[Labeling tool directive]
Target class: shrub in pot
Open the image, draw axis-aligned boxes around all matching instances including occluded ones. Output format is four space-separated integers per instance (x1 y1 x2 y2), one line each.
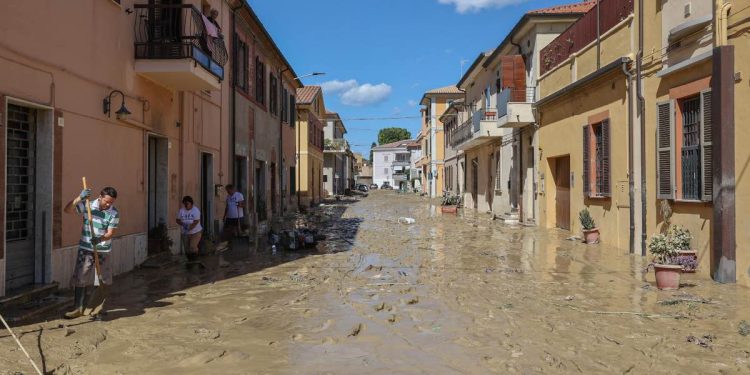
648 233 681 290
668 225 697 272
579 209 599 244
441 194 460 214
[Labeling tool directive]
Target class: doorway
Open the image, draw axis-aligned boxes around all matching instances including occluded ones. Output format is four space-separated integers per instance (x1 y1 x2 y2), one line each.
471 158 478 209
200 152 214 238
255 160 266 221
5 105 37 290
147 136 169 231
551 156 571 230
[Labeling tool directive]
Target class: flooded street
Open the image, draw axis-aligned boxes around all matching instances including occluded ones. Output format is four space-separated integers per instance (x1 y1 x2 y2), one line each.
3 192 750 374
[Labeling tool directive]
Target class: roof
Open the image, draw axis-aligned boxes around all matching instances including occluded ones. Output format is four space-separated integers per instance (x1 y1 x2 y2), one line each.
235 1 301 88
420 85 464 106
373 139 415 150
425 85 463 95
457 51 493 88
528 1 596 15
296 86 321 105
481 1 594 69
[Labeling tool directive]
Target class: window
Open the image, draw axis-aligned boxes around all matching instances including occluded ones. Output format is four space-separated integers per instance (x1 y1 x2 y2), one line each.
656 90 712 201
582 120 610 197
269 74 278 115
281 87 288 122
485 85 491 109
323 174 328 182
384 155 389 162
234 39 249 92
384 168 389 174
255 57 265 104
290 94 296 126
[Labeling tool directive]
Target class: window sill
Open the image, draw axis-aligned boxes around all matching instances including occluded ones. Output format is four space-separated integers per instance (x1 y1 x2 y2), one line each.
586 195 610 200
671 199 711 204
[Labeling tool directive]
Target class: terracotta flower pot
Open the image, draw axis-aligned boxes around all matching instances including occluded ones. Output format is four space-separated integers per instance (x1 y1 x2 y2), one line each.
441 205 458 214
654 264 682 290
582 228 600 244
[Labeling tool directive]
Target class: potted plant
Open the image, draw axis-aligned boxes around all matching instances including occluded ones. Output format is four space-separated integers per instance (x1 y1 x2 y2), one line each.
648 233 682 290
669 225 697 272
441 194 460 214
579 209 599 244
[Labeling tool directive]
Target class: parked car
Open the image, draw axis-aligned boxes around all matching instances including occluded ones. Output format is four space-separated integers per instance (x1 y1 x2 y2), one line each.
381 182 393 190
356 184 369 192
370 184 379 190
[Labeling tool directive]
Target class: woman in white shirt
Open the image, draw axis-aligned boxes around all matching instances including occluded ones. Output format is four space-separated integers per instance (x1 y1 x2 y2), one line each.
176 196 203 261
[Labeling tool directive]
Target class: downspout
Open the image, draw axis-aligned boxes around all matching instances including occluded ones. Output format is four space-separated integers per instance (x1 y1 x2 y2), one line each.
297 111 301 209
596 0 601 69
637 0 647 255
622 61 635 254
230 5 239 189
279 68 287 214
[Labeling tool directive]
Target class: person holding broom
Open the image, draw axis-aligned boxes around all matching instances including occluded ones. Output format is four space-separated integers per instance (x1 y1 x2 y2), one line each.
63 186 119 319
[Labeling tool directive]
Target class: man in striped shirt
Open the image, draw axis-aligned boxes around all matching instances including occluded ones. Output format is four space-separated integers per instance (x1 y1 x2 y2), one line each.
63 186 119 319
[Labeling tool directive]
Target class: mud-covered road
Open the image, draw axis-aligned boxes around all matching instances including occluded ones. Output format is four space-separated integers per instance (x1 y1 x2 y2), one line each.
3 191 750 374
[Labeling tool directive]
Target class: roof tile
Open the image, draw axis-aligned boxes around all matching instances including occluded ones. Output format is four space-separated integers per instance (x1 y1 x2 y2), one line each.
528 1 596 15
296 86 321 104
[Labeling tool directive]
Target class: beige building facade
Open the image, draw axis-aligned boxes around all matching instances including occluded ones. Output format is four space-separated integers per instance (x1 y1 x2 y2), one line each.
294 86 325 206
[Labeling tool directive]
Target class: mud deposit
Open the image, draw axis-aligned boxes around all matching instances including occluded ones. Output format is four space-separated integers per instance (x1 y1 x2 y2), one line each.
2 192 750 374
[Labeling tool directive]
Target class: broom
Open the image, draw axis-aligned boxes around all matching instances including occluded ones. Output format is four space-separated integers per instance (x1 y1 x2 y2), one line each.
82 177 107 316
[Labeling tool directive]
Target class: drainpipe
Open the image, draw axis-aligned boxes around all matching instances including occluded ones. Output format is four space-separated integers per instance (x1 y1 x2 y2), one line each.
297 111 301 209
279 67 289 215
636 0 647 255
596 0 601 69
622 60 635 254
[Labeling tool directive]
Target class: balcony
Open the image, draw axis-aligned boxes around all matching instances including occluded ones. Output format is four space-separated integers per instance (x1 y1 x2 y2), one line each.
498 87 536 128
134 4 229 91
540 0 634 75
449 109 503 151
324 138 348 153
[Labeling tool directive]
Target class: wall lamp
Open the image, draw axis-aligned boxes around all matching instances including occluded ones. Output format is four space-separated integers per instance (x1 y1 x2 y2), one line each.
103 90 131 120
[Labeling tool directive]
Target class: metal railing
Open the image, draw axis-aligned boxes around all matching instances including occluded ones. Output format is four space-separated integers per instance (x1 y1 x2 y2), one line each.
134 4 228 79
450 117 474 148
324 138 348 151
497 87 536 118
539 0 634 75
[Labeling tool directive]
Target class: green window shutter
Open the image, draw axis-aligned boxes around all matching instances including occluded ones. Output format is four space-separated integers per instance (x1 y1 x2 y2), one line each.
582 125 590 197
656 100 675 200
700 89 713 201
600 119 611 197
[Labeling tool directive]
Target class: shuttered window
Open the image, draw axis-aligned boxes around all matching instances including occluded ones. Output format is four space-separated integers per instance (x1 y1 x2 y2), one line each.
255 57 265 104
290 95 296 127
583 120 610 197
655 89 712 201
494 150 502 194
656 101 675 199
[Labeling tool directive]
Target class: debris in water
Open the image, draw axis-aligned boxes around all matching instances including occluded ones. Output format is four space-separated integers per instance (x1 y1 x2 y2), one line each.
564 295 575 301
398 217 416 225
348 323 365 337
739 321 750 336
565 236 581 241
65 328 75 337
687 334 715 349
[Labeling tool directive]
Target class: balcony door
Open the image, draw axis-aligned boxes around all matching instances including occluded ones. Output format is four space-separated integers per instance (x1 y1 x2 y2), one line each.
148 0 183 57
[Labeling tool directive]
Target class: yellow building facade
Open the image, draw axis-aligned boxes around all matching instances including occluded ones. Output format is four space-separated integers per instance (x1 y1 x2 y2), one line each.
419 86 462 198
295 87 325 207
537 0 750 285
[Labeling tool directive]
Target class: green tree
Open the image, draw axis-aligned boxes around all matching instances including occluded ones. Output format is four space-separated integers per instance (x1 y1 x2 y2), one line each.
378 127 412 145
369 142 377 162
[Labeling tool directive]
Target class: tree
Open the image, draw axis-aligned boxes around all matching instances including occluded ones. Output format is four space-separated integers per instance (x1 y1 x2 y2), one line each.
369 142 377 162
378 127 412 145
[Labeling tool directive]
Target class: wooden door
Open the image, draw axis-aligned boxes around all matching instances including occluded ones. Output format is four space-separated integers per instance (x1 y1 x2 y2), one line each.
554 156 570 230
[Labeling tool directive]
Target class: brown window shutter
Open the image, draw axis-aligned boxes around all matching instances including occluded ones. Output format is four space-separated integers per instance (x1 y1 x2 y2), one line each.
583 125 590 197
600 119 611 197
656 101 675 199
700 89 713 201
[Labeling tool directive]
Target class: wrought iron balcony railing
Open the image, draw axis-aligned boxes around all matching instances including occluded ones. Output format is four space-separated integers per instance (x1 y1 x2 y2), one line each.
134 4 228 80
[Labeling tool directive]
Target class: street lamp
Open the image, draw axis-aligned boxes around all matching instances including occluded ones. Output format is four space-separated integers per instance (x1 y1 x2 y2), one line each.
294 72 326 81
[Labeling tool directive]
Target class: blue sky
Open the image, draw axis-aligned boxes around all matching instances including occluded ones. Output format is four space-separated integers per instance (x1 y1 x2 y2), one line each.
250 0 572 157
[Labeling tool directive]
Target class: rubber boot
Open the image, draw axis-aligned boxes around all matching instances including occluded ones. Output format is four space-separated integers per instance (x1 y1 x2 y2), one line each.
64 287 86 319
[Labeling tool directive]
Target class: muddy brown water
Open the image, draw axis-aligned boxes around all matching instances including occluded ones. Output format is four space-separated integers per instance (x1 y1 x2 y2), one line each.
2 192 750 374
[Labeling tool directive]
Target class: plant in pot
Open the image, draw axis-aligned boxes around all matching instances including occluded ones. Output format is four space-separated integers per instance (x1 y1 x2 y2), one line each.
668 225 697 272
579 209 599 244
441 194 460 214
648 233 681 290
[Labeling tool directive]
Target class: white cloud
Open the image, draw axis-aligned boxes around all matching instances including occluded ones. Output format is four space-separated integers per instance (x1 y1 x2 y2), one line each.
320 79 358 94
321 79 393 106
407 100 418 107
437 0 526 13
